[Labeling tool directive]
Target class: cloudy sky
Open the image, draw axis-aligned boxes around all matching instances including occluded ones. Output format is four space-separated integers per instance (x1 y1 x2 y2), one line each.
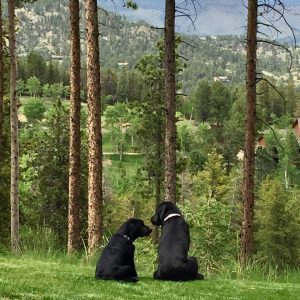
99 0 300 38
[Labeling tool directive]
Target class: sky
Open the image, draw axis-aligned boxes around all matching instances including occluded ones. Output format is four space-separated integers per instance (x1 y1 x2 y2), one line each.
99 0 300 38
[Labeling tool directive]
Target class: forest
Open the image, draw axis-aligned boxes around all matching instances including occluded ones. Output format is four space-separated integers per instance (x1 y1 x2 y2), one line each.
0 0 300 299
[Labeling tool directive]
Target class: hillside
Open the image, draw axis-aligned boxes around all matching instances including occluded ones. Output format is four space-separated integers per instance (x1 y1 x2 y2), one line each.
1 255 300 300
13 0 300 91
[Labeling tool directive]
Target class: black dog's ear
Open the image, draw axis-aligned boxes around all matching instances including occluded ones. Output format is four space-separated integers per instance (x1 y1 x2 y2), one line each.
151 203 168 226
125 218 137 236
150 213 161 226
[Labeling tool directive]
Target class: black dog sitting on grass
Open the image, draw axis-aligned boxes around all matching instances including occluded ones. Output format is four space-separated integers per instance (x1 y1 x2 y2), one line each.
95 218 152 282
151 201 204 281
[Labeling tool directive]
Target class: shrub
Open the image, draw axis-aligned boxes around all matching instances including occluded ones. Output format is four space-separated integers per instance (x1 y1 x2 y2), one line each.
255 177 300 267
23 98 46 123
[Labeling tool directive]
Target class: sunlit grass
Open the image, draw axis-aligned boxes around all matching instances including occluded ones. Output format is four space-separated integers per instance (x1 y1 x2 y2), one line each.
1 252 300 300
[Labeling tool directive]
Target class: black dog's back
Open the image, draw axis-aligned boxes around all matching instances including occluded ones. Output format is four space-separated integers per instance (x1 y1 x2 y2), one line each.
95 218 151 281
151 202 204 281
95 235 135 280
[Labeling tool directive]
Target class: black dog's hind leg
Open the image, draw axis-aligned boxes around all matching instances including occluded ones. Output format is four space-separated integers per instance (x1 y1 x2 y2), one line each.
113 266 138 282
186 256 204 280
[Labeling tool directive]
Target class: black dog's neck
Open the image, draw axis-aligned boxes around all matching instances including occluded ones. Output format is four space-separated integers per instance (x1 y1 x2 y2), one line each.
117 233 132 242
163 213 181 223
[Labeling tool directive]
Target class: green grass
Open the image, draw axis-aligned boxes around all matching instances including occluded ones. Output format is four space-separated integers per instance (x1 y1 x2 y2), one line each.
0 254 300 300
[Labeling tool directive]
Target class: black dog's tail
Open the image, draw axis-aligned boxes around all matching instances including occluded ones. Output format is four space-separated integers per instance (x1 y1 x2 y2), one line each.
156 257 204 281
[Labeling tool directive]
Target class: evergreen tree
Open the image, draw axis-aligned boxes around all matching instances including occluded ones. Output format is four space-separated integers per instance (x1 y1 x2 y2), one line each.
0 0 3 149
241 0 258 265
67 0 81 253
26 76 41 97
85 0 103 254
256 178 300 267
136 53 165 233
9 0 20 253
164 0 176 203
26 52 46 83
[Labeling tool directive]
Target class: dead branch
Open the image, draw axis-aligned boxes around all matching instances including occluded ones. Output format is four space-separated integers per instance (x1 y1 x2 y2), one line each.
99 22 122 30
257 38 293 71
150 26 165 30
180 40 197 48
97 6 109 16
256 116 284 150
256 76 286 112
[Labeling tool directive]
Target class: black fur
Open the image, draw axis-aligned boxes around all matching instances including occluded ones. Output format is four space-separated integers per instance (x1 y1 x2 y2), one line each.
151 202 204 281
95 218 152 282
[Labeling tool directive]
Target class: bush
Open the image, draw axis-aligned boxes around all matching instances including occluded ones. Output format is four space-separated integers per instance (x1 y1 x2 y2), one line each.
23 98 46 123
255 177 300 267
180 197 238 274
20 225 60 254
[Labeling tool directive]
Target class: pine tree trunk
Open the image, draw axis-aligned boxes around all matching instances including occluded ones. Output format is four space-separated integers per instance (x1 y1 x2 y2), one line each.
164 0 176 203
67 0 81 254
0 1 4 151
85 0 102 254
240 0 257 265
153 128 164 243
8 0 20 253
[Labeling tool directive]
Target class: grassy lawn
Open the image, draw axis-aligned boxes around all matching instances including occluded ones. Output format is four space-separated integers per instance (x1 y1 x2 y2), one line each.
0 255 300 300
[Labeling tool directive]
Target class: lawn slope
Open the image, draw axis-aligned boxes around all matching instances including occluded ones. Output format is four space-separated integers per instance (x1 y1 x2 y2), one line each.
0 256 300 300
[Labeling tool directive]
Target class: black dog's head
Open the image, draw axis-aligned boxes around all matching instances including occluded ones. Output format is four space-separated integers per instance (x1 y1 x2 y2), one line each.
150 202 181 226
118 218 152 241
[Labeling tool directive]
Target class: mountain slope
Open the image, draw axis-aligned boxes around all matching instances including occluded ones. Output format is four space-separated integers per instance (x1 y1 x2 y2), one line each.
14 0 300 90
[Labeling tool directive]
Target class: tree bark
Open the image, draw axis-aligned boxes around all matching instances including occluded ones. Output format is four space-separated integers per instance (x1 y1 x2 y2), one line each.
67 0 81 254
240 0 257 265
164 0 176 203
0 0 4 151
8 0 20 253
85 0 102 254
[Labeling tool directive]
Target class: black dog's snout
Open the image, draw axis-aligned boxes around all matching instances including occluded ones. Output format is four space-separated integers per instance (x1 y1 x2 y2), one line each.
144 227 152 236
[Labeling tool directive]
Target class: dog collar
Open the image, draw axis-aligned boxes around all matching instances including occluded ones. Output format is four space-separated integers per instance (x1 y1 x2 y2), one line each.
163 213 181 222
118 233 131 241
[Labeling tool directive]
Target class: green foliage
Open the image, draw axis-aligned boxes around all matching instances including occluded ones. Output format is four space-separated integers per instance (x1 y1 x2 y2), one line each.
185 122 217 173
125 0 138 10
195 150 230 200
23 98 46 122
0 131 10 247
255 178 300 267
256 128 300 185
181 198 237 273
17 79 26 96
20 225 60 254
190 80 233 124
104 103 131 159
26 76 41 97
135 51 165 203
20 99 88 246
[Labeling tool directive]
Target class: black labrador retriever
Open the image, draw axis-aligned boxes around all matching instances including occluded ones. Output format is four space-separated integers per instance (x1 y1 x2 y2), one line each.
151 201 204 281
95 218 152 282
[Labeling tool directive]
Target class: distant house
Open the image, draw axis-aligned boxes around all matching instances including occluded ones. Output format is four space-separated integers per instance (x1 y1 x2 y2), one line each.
293 118 300 142
117 62 129 68
257 119 300 148
213 76 230 83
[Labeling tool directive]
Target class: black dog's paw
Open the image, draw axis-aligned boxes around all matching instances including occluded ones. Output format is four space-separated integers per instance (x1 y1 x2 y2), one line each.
197 273 204 280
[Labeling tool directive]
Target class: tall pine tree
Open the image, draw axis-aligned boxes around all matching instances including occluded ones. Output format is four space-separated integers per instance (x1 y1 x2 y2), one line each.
85 0 103 254
164 0 176 203
240 0 258 265
67 0 81 254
